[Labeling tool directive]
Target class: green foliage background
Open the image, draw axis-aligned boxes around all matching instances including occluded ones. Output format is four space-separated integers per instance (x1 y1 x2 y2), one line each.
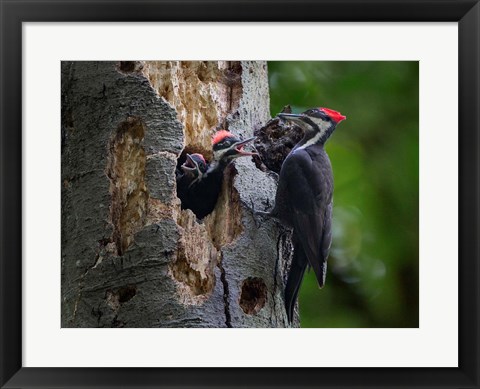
268 61 419 328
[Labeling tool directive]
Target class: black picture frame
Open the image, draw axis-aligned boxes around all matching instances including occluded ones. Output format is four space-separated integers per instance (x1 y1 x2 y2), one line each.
1 1 479 388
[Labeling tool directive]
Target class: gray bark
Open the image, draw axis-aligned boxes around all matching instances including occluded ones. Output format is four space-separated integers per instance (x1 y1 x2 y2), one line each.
61 61 296 328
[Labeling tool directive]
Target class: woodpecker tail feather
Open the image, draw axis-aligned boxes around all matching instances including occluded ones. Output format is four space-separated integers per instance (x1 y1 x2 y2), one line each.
285 243 308 324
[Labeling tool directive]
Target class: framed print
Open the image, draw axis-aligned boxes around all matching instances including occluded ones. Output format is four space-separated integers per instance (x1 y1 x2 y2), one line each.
1 0 479 388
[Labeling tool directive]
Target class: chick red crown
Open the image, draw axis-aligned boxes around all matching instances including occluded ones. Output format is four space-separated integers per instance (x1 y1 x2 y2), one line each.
212 130 235 145
190 153 206 164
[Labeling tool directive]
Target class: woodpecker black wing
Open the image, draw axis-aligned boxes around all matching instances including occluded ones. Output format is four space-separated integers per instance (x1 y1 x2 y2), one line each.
282 148 333 288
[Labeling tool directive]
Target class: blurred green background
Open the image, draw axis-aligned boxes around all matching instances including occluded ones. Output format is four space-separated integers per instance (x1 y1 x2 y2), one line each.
268 61 419 328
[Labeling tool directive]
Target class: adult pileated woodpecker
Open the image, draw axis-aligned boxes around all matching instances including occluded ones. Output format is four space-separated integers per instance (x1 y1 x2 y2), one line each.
183 131 256 219
267 107 346 323
176 153 208 212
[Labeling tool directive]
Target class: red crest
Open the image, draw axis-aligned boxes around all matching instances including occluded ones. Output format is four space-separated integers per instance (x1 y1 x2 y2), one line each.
319 107 346 123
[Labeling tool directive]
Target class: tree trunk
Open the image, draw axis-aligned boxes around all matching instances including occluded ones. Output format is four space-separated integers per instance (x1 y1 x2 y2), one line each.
61 61 295 328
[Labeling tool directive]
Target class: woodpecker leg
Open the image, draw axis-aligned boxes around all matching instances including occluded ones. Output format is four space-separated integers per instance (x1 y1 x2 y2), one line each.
267 171 279 182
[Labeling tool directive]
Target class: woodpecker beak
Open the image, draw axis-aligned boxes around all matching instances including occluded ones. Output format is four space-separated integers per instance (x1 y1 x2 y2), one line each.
231 136 258 157
277 113 305 125
181 154 200 175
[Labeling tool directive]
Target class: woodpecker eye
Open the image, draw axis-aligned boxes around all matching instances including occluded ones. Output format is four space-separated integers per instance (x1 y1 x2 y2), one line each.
316 111 330 121
214 140 226 150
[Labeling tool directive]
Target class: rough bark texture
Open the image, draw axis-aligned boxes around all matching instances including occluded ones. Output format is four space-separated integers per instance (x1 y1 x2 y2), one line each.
61 61 296 328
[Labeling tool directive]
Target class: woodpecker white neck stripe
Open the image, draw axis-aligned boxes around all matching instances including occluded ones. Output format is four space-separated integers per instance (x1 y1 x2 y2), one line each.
213 148 227 161
296 117 331 150
296 131 322 151
311 117 331 134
